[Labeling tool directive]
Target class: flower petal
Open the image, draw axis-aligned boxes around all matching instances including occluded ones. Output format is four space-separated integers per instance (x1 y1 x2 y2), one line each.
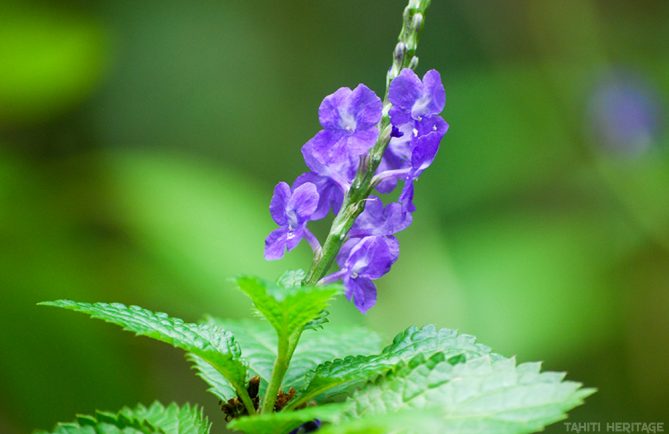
349 84 383 130
410 116 448 176
288 182 319 221
399 181 416 213
344 276 377 313
302 130 351 182
411 69 446 119
294 172 344 220
264 227 288 260
318 87 352 130
336 238 360 269
388 68 422 111
345 127 379 157
350 197 412 237
346 235 399 279
269 182 291 225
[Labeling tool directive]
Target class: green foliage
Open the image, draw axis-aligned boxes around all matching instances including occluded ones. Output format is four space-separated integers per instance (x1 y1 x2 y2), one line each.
294 325 495 405
333 353 594 434
239 351 592 434
35 402 211 434
192 318 383 398
40 281 592 434
40 301 247 398
234 275 340 340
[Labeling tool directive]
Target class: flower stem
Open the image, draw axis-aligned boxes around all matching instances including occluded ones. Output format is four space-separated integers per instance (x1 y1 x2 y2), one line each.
261 333 300 413
303 0 432 286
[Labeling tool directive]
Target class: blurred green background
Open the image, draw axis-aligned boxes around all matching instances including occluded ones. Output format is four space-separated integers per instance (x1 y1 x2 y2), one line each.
1 0 668 432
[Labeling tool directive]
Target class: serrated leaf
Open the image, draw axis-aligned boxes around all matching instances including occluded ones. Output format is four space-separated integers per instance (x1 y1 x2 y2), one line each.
40 301 247 398
296 325 495 405
227 404 344 434
192 319 383 400
334 353 594 434
235 276 340 340
35 402 211 434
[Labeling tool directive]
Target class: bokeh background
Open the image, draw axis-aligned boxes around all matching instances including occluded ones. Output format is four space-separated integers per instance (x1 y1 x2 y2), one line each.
1 0 668 432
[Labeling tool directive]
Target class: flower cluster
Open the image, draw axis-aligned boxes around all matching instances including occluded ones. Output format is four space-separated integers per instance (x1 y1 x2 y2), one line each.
265 68 448 312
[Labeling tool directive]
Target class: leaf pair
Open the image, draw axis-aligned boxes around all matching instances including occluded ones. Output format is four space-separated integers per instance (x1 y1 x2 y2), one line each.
235 274 340 341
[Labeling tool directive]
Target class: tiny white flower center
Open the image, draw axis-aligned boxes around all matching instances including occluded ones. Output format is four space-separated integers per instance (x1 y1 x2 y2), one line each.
412 92 431 118
339 109 357 133
286 209 299 230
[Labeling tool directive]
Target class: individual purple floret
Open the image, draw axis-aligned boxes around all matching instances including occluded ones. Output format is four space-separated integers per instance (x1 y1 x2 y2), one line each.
302 84 383 191
389 69 446 124
323 236 400 312
376 69 448 209
264 182 321 260
340 236 399 312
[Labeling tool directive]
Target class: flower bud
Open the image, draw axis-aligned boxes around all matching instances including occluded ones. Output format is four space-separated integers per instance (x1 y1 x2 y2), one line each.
394 42 407 63
412 13 423 29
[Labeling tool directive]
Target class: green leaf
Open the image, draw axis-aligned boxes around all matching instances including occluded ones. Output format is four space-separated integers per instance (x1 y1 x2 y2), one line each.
234 276 340 339
188 355 237 401
192 319 383 399
316 409 445 434
40 301 247 398
35 402 211 434
333 353 594 434
296 325 495 405
227 404 344 434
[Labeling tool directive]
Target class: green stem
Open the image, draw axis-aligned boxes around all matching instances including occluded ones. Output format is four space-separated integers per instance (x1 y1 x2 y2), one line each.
303 0 432 286
261 333 300 413
237 386 258 416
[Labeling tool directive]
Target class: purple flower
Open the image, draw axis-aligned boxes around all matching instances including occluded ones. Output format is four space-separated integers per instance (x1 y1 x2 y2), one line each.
389 68 446 124
263 68 449 313
334 236 400 313
302 84 383 188
349 196 412 237
264 182 321 260
375 69 448 209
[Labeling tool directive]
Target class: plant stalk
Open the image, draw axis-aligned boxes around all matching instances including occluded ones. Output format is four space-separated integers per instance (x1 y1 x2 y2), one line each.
261 333 300 413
